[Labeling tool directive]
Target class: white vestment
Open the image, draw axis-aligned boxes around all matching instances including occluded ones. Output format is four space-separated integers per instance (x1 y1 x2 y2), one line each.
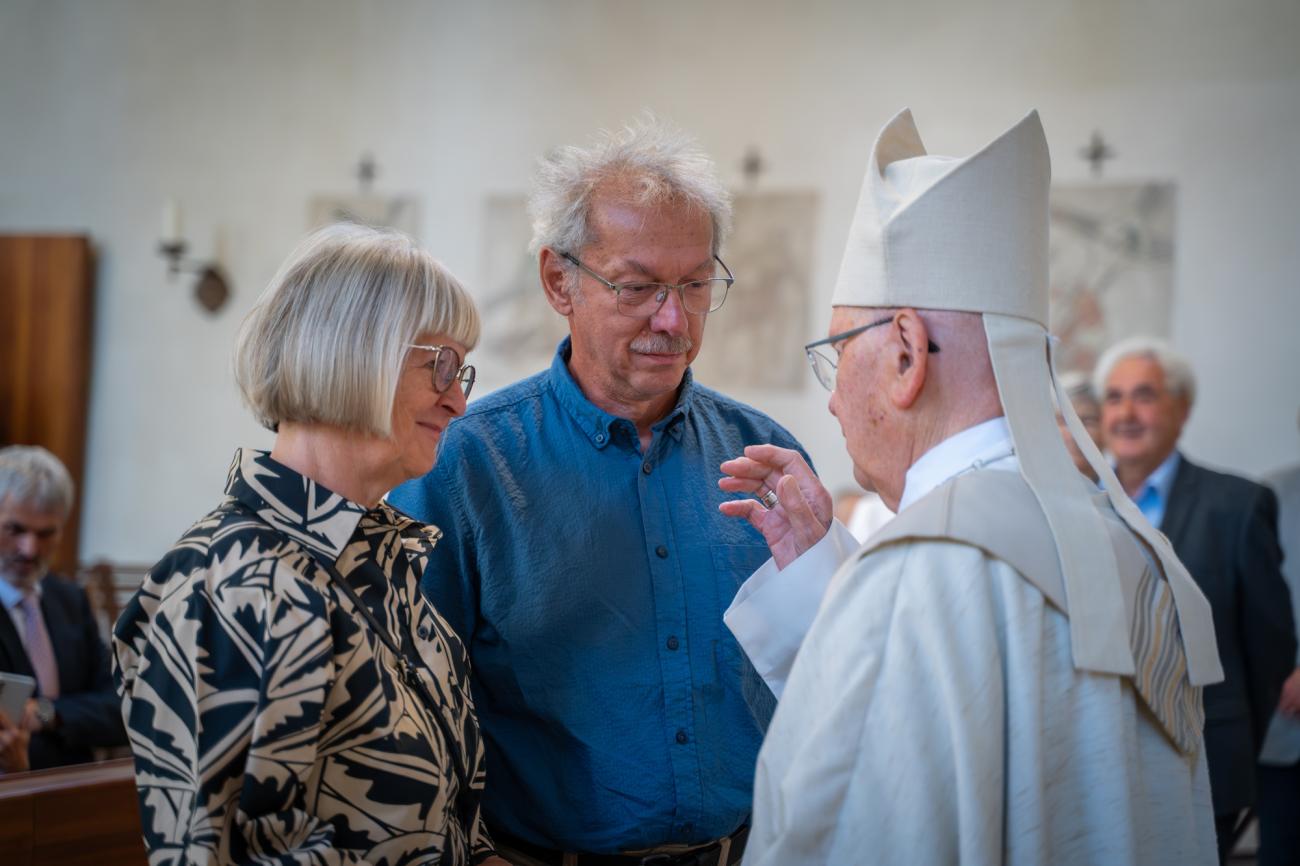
727 419 1217 865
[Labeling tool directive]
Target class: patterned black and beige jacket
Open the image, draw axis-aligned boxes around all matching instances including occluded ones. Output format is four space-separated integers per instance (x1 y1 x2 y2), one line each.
113 449 494 865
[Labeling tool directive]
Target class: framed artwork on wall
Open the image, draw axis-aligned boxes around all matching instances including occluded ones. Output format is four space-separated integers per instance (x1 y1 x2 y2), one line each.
1048 182 1176 377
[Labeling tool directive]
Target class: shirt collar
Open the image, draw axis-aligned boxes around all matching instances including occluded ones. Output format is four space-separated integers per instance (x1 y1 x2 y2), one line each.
224 448 370 560
899 416 1016 512
379 501 443 561
546 336 694 449
0 577 26 611
1134 449 1182 505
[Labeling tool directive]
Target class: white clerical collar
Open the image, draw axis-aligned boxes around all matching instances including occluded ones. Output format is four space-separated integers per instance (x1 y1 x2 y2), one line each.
898 416 1017 513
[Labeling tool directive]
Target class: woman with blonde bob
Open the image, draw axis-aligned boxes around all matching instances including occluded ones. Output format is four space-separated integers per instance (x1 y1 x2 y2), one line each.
113 224 509 865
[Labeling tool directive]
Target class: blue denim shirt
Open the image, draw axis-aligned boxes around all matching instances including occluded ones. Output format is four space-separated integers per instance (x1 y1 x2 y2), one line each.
389 338 809 853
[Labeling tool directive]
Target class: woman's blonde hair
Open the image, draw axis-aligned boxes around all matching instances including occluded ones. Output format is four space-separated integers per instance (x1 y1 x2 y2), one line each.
234 223 480 436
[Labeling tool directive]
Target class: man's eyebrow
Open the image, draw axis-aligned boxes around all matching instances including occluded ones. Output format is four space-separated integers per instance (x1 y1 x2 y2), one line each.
610 259 654 279
617 257 715 281
2 520 57 533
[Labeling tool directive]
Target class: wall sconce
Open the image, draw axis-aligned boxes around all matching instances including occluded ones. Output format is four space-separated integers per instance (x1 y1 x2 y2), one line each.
157 199 231 314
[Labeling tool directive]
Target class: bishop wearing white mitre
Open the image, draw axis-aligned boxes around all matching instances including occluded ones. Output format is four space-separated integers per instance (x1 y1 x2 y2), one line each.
720 109 1224 865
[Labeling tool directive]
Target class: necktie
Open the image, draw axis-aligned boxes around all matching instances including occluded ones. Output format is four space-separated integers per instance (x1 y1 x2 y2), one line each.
19 595 60 699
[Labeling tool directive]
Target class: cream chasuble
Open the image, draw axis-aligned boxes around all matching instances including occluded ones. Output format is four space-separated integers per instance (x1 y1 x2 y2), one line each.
727 420 1218 865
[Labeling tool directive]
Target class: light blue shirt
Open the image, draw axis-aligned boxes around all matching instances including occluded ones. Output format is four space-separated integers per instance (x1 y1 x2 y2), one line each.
0 576 40 650
390 338 809 853
0 577 24 610
1130 450 1182 530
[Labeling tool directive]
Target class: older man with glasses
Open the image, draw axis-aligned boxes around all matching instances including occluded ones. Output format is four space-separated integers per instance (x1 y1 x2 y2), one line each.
391 117 810 866
719 109 1224 864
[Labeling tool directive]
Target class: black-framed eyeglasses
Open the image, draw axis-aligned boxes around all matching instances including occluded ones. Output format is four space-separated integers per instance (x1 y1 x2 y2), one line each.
804 315 940 392
560 251 734 317
408 344 476 398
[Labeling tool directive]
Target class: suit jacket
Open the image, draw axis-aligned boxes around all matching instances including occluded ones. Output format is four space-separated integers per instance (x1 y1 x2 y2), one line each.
0 574 127 770
1161 455 1297 814
1260 464 1300 764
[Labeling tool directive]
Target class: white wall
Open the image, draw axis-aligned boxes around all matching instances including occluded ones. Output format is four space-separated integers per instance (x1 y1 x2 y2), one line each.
2 0 1298 563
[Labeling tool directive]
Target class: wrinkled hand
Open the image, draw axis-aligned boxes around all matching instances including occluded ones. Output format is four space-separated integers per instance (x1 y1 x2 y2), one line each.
718 444 832 569
1279 668 1300 718
0 710 31 774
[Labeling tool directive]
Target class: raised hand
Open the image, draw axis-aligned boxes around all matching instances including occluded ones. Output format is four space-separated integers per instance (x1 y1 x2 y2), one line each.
718 444 832 569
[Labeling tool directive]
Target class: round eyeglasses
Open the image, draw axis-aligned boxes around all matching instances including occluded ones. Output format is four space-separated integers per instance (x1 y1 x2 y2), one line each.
560 252 734 317
408 344 476 398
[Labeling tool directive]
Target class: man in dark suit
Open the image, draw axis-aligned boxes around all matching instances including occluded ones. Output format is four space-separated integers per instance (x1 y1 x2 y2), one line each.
1097 338 1296 863
1260 447 1300 866
0 445 125 772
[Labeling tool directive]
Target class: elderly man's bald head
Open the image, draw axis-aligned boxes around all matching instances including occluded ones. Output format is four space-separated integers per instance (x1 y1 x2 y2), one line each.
917 308 1001 402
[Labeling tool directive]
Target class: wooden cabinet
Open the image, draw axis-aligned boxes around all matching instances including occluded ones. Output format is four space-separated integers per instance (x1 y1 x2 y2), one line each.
0 758 146 866
0 235 95 572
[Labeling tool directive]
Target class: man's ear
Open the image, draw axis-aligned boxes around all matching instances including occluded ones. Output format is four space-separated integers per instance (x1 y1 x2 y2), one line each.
540 247 575 316
885 308 931 410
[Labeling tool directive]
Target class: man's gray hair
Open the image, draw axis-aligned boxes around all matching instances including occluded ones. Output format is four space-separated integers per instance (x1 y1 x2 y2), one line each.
527 114 732 260
1092 336 1197 406
0 445 75 517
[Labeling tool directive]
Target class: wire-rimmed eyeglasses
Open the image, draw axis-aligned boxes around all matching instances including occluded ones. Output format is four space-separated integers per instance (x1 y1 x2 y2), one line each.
560 251 734 317
408 344 476 398
804 316 940 392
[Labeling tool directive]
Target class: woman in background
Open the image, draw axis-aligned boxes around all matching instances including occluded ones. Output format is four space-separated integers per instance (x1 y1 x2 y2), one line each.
114 224 509 865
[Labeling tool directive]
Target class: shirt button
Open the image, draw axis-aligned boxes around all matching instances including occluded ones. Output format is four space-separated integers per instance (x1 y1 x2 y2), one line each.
595 432 606 444
416 625 430 640
642 461 653 474
675 729 688 745
666 635 679 651
655 545 668 558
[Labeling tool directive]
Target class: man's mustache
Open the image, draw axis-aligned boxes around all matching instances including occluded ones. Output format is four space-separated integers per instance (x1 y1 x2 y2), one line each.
631 335 694 354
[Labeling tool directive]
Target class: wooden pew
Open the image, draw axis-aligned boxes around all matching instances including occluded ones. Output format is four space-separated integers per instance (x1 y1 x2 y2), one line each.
0 758 146 866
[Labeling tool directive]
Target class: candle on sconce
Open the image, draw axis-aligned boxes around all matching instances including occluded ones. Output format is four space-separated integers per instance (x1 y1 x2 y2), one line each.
155 198 231 312
161 199 182 243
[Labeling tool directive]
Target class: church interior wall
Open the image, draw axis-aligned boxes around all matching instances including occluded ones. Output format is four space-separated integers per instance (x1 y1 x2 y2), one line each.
2 0 1298 564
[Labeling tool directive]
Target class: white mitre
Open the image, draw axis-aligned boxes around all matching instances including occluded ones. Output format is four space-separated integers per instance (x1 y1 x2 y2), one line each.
834 109 1222 686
